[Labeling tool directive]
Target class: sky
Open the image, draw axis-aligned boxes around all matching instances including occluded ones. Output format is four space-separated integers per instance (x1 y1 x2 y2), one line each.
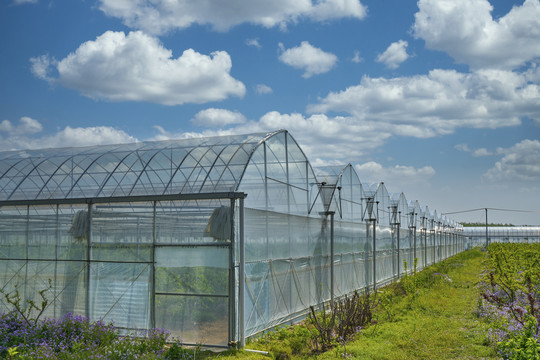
1 0 540 225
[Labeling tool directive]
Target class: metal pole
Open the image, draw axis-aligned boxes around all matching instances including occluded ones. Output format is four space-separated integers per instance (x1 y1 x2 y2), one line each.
372 218 376 292
485 208 489 247
329 211 335 305
423 228 427 268
238 197 245 348
227 198 236 345
151 201 156 329
396 221 400 279
86 202 92 319
413 226 416 265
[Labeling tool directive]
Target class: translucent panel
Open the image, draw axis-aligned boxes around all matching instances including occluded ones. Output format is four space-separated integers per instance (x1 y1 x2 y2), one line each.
91 202 154 262
155 246 229 295
155 199 231 244
89 262 151 329
155 244 229 346
156 295 228 345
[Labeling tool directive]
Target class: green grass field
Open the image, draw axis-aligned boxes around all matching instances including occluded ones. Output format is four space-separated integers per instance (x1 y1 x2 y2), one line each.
209 248 498 360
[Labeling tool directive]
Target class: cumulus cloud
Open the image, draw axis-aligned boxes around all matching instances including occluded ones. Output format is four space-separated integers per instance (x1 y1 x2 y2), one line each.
191 108 247 127
30 31 245 105
198 111 392 161
0 117 42 136
246 38 261 48
376 40 409 69
455 143 493 156
0 117 136 152
355 161 436 188
98 0 367 34
12 0 37 5
484 139 540 182
278 41 338 78
413 0 540 70
308 68 540 138
255 84 273 95
472 148 493 157
351 50 363 64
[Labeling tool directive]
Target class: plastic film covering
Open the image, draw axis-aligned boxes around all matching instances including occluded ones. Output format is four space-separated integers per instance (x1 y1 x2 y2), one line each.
463 226 540 246
0 129 469 346
0 132 279 201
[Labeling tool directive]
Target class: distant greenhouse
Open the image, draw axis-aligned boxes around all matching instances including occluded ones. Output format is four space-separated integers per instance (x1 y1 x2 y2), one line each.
463 226 540 246
0 130 465 347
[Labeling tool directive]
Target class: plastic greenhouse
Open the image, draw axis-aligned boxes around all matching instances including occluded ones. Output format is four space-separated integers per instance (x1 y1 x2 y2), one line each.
0 130 466 347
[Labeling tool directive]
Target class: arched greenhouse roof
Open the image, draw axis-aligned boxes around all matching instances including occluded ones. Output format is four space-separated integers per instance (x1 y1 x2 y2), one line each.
408 200 422 228
313 164 363 220
0 130 300 203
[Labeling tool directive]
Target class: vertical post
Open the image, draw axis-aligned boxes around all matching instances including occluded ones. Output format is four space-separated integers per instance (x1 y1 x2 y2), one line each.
55 204 59 319
423 228 427 268
485 208 489 248
372 218 376 292
24 205 29 303
396 220 401 279
329 211 335 304
228 198 236 345
151 201 156 329
413 225 416 265
238 197 245 348
86 202 92 319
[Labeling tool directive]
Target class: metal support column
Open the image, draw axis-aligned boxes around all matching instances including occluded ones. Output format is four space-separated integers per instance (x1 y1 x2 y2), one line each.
238 197 245 348
329 211 335 304
372 218 376 292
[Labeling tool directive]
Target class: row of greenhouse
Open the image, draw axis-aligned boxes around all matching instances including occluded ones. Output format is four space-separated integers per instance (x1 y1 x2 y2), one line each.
0 130 472 347
463 226 540 246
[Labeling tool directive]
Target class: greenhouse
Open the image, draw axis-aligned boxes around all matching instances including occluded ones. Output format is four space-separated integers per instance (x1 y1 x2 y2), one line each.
0 130 465 347
463 226 540 246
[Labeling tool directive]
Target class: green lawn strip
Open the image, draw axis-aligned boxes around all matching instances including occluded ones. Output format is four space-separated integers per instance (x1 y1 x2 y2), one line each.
311 249 495 359
210 249 497 359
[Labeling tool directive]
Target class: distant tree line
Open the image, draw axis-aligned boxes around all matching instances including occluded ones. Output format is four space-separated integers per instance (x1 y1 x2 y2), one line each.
461 222 515 227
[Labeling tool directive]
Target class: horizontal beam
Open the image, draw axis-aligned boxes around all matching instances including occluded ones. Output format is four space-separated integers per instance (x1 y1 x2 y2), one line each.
0 191 247 207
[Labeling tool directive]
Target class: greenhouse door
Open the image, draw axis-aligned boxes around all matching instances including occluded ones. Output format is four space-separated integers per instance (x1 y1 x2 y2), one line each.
154 244 231 346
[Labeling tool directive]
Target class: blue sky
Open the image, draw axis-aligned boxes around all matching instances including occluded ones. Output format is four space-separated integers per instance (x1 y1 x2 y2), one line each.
1 0 540 225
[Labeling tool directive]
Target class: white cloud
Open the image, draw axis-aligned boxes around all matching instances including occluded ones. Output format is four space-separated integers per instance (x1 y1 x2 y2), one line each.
472 148 493 157
355 161 436 187
278 41 338 78
413 0 540 70
208 111 391 161
454 143 471 153
455 143 493 156
484 139 540 182
255 84 273 95
12 0 37 5
98 0 367 34
30 55 57 82
0 118 136 152
308 68 540 138
30 31 245 105
376 40 409 69
246 38 261 48
0 117 42 136
191 108 247 127
351 50 363 63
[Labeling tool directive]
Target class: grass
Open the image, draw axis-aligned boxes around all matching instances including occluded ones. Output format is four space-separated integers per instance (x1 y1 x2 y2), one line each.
211 248 498 359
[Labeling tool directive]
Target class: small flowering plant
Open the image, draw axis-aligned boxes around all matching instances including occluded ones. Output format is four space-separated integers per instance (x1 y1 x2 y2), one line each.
476 243 540 358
